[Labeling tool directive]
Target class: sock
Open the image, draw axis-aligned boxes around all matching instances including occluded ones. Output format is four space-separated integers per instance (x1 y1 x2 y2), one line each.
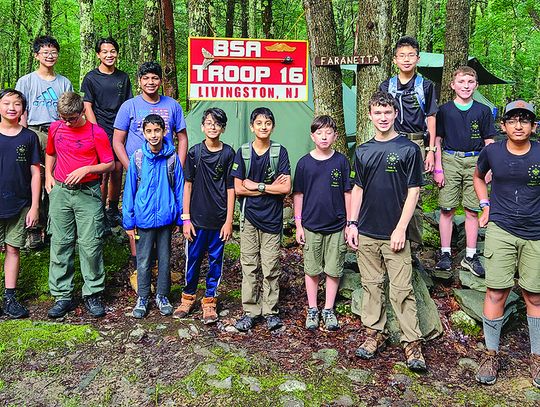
441 247 451 254
131 255 137 269
528 315 540 355
482 314 504 352
4 288 15 298
109 201 119 211
466 247 477 258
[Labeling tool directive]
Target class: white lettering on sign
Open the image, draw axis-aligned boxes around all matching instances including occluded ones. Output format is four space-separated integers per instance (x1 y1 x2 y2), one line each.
213 40 261 57
207 65 271 83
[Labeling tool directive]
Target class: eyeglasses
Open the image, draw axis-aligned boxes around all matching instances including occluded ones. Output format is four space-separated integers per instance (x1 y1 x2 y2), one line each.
203 121 222 129
505 118 532 126
59 113 82 123
395 53 418 60
39 51 59 58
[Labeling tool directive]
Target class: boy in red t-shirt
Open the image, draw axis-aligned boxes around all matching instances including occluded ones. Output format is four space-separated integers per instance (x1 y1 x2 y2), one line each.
45 92 114 318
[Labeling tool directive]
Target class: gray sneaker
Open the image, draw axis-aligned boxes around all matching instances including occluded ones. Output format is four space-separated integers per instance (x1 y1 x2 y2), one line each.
305 307 319 330
461 254 485 278
321 308 339 331
132 296 149 319
155 294 173 316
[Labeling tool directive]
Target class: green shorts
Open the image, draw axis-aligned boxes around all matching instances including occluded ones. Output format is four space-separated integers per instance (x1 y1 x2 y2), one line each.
484 222 540 293
438 152 479 211
303 229 346 278
0 207 30 248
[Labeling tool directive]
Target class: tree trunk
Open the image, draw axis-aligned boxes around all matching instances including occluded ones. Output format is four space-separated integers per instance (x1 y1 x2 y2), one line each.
225 0 236 37
160 0 178 99
13 0 23 81
138 0 160 65
189 0 212 36
406 0 418 37
392 0 408 47
418 0 435 52
42 0 52 36
303 0 348 155
262 0 273 38
248 0 257 37
79 0 95 89
440 0 470 103
240 0 249 37
355 0 392 144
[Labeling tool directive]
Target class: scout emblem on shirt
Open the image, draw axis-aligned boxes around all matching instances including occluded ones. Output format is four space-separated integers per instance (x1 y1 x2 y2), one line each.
385 152 400 173
527 164 540 187
330 168 341 188
470 120 481 139
16 145 27 162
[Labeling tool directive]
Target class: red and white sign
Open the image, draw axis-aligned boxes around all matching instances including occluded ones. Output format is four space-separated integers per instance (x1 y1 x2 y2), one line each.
188 37 309 102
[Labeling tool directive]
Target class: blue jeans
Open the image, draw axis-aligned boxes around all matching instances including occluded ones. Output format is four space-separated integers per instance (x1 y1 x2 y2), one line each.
136 226 172 298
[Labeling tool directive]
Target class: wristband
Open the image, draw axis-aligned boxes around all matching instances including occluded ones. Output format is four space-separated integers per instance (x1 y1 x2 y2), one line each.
183 219 191 224
433 169 443 174
346 220 358 227
479 199 490 209
294 216 302 221
425 146 437 152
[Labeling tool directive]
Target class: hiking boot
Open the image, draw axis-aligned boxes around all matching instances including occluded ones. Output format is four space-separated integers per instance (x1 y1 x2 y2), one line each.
265 314 283 331
155 294 173 316
173 293 197 319
3 295 29 319
476 350 499 385
129 270 138 293
355 328 387 359
132 296 149 319
305 307 319 330
531 353 540 389
321 308 339 331
201 297 218 324
404 340 427 371
235 315 257 332
461 254 485 278
83 294 105 318
435 250 452 271
48 299 76 319
27 228 44 250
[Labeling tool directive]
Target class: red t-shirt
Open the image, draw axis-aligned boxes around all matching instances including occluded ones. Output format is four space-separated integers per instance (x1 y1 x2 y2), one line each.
46 120 113 183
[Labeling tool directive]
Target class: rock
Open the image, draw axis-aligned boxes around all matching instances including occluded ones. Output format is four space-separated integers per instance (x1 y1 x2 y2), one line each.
346 368 373 384
457 357 479 371
283 207 293 223
189 324 199 335
279 379 307 392
450 310 481 336
431 269 453 281
77 367 102 392
332 395 354 406
192 345 213 357
338 269 361 299
201 363 219 376
376 397 393 407
207 376 232 390
351 268 443 345
224 325 238 333
453 288 519 325
459 270 487 292
155 324 167 330
96 340 111 347
280 395 304 407
391 373 412 387
241 376 262 392
177 328 192 340
344 252 359 272
312 348 339 367
524 389 540 402
219 309 230 317
129 327 146 342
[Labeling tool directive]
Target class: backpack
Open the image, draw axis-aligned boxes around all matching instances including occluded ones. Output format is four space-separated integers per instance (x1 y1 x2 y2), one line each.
133 148 176 190
388 74 426 115
192 142 230 181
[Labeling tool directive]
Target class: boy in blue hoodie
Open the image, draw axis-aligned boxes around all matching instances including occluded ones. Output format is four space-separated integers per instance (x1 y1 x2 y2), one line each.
123 114 184 318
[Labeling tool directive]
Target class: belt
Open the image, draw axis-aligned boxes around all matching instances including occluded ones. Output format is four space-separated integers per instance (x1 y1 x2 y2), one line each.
29 124 50 133
403 132 426 141
444 150 480 158
57 180 100 190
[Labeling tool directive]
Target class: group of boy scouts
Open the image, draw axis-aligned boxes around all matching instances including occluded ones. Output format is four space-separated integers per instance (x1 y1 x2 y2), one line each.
0 33 539 388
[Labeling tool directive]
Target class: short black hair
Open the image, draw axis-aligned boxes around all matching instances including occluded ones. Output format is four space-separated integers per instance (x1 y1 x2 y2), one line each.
32 35 60 53
142 114 166 130
394 36 420 56
368 91 398 112
311 115 337 133
249 107 275 126
95 37 119 53
502 110 536 123
0 89 27 113
138 62 162 79
202 108 228 128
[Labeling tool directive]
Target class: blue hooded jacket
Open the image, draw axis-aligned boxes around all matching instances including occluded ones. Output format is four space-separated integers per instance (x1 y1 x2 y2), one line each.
122 137 184 230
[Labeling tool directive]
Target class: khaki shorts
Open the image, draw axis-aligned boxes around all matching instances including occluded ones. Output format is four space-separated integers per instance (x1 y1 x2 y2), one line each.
484 222 540 293
303 229 346 278
0 207 30 248
438 152 480 211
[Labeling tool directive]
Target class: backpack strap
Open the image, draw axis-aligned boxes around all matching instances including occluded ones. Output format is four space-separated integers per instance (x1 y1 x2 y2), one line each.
241 142 252 178
192 142 203 179
413 74 426 114
388 75 398 97
134 149 143 188
166 154 176 190
268 141 281 178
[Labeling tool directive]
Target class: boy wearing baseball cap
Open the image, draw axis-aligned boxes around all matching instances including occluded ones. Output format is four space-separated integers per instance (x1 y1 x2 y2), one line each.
473 100 540 387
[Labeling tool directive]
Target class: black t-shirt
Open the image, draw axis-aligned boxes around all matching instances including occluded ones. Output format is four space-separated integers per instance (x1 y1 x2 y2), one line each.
293 152 352 234
437 101 496 152
0 128 41 218
379 74 438 133
353 135 423 239
477 141 540 240
231 142 291 234
81 68 133 136
184 141 235 230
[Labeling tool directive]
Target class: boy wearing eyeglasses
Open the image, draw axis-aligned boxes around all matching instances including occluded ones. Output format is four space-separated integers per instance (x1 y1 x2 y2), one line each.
173 108 235 324
473 100 540 388
15 35 73 249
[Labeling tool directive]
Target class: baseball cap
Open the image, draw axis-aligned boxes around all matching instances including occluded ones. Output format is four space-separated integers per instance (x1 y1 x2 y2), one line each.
504 100 536 118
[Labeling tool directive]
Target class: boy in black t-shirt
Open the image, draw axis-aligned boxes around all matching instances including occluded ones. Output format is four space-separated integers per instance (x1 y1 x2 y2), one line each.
293 115 352 331
347 91 427 372
81 37 133 228
231 107 291 332
433 67 496 277
474 100 540 388
173 108 235 324
0 89 41 318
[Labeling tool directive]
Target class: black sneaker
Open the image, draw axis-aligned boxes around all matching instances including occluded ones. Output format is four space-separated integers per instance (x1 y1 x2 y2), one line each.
83 294 106 317
435 251 452 271
461 254 485 278
265 314 283 331
3 296 29 319
48 299 76 318
235 315 256 332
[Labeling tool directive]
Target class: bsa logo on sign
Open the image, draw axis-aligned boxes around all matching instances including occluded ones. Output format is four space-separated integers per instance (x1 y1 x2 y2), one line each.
188 37 309 102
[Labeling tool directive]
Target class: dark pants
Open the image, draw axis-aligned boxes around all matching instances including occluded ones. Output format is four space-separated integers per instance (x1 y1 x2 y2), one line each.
136 226 172 298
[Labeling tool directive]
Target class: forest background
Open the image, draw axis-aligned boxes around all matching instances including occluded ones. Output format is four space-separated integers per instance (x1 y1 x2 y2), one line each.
0 0 539 145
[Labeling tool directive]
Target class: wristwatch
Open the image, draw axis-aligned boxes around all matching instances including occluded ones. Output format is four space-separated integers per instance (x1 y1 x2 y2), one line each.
425 146 437 152
180 214 190 220
346 220 358 227
479 202 490 209
257 183 266 192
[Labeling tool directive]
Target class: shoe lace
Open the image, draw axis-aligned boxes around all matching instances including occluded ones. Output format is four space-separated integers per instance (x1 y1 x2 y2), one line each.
478 353 497 374
406 342 423 360
137 297 148 307
157 296 170 307
307 308 318 318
